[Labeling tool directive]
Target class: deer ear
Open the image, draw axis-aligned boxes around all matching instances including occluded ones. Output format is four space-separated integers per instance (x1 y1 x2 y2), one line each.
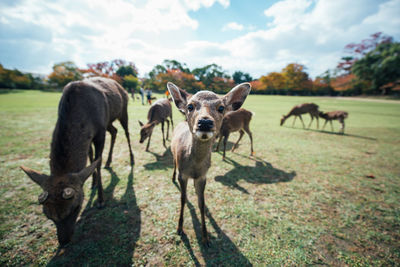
138 120 144 127
223 83 251 111
167 82 188 113
20 166 49 188
74 158 101 184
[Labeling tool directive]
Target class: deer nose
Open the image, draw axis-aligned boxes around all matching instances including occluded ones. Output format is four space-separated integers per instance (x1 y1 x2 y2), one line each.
198 119 214 131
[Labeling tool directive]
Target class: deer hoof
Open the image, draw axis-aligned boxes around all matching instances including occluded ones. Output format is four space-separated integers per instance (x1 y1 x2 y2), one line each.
97 201 105 209
202 237 210 247
177 228 184 235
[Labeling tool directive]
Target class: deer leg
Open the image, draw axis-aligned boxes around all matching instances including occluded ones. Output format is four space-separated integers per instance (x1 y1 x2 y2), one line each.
292 116 297 127
172 159 177 182
166 119 170 140
161 121 167 148
307 115 313 129
177 174 188 235
89 144 98 188
316 116 319 130
105 124 117 168
299 115 305 128
322 120 328 130
119 111 134 165
232 130 244 152
93 131 105 208
223 133 229 160
215 134 222 152
146 131 152 152
244 125 254 156
170 114 174 130
330 120 334 132
340 119 345 134
195 177 209 246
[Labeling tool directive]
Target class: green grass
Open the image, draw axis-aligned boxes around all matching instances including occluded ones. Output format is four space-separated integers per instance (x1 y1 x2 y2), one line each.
0 90 399 266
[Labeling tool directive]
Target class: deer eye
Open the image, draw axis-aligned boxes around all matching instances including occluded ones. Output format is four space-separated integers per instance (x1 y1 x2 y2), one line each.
187 104 194 112
218 106 225 113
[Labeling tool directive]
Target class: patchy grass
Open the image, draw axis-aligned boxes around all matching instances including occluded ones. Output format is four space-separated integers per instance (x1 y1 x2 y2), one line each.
0 90 399 266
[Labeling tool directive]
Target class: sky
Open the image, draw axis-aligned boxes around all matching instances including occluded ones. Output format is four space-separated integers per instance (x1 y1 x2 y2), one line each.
0 0 399 78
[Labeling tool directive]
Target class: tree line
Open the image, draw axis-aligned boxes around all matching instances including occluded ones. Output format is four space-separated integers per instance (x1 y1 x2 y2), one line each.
1 32 399 95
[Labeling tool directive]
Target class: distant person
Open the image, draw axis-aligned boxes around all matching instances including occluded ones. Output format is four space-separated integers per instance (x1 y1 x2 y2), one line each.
130 88 135 101
146 88 152 105
139 87 145 105
165 90 169 99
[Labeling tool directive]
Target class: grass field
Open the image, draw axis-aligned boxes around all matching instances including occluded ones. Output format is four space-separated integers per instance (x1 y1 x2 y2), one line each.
0 89 399 266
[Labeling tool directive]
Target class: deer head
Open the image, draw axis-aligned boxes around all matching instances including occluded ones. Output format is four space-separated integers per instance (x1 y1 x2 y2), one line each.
167 82 251 142
280 115 287 126
20 159 100 246
138 120 157 143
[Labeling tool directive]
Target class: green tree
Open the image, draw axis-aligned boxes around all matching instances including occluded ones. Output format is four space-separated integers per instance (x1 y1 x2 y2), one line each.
48 61 82 88
352 42 400 94
232 71 252 84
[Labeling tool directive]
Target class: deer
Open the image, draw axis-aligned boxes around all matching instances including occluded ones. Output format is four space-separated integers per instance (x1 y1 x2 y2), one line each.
139 98 173 151
167 81 251 246
280 103 319 129
20 77 134 247
319 110 349 134
215 108 254 160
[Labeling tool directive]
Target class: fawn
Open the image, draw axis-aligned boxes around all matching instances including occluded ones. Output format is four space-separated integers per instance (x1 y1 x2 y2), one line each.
319 110 349 134
168 81 251 246
280 103 319 129
139 98 173 151
215 108 254 159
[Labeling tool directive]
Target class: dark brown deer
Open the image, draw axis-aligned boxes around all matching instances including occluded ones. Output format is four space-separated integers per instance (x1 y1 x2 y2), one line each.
20 77 134 247
215 108 254 159
280 103 319 129
168 81 251 246
319 110 349 134
139 98 173 151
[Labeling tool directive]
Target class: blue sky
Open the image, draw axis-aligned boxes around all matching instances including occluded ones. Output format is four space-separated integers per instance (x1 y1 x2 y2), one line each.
1 0 399 78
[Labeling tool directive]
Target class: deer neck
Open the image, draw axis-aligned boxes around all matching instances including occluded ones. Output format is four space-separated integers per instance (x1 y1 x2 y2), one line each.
190 135 214 162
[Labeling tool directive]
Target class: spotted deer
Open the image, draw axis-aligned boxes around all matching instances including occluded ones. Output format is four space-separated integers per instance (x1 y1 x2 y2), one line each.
280 103 319 129
139 98 173 151
168 81 251 246
319 110 349 134
20 77 134 247
215 108 254 159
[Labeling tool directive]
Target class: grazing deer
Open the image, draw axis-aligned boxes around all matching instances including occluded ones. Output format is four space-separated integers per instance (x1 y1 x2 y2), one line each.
139 98 173 151
215 108 254 159
20 77 134 247
319 110 349 134
280 103 319 129
168 81 251 246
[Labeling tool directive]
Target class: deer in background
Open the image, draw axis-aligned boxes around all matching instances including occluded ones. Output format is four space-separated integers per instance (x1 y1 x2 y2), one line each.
319 110 349 134
168 81 251 246
20 77 134 247
215 108 254 159
139 98 173 151
280 103 319 129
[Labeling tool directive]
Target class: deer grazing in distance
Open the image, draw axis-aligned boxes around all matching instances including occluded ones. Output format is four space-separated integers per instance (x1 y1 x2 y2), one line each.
319 110 349 134
168 81 251 246
20 77 134 247
139 98 173 151
280 103 319 129
215 108 254 159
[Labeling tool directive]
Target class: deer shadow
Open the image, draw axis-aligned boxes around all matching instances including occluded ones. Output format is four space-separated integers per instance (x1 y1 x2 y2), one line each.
143 147 173 170
292 127 378 141
48 167 141 266
173 183 252 266
215 157 296 194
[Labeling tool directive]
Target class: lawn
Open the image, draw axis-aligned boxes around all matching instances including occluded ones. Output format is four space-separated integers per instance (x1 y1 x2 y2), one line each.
0 90 399 266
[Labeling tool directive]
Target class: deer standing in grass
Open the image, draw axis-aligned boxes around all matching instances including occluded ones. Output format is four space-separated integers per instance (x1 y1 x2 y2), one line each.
319 110 349 134
280 103 319 129
168 81 251 246
215 108 254 159
139 98 173 151
20 77 134 247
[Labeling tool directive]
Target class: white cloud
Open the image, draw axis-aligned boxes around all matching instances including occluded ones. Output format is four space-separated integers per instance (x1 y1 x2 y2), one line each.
0 0 399 79
222 22 244 31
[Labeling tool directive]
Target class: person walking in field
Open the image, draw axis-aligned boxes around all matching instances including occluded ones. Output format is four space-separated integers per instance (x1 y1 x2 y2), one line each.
139 87 145 105
146 88 153 105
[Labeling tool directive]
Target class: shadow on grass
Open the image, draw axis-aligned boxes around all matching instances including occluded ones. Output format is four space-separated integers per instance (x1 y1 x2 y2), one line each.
285 126 377 141
215 157 296 194
0 89 26 94
173 183 252 266
48 167 141 266
143 147 173 170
